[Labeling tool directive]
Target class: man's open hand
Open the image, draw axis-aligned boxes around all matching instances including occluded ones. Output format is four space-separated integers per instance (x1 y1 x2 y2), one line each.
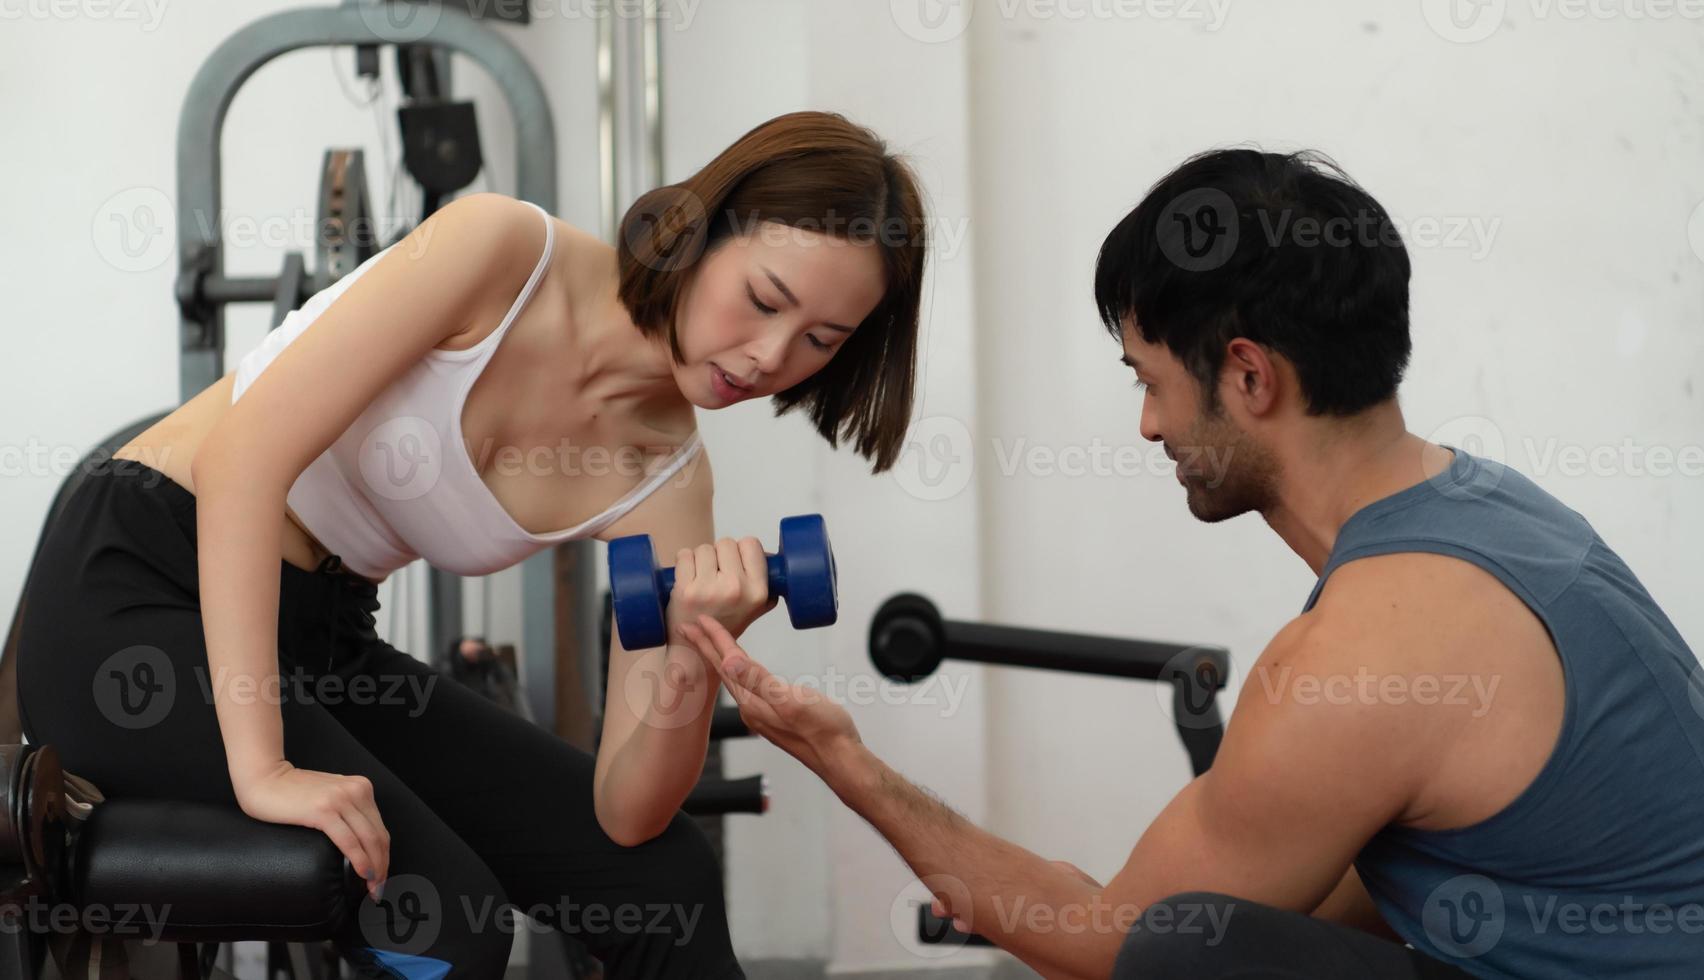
678 615 862 777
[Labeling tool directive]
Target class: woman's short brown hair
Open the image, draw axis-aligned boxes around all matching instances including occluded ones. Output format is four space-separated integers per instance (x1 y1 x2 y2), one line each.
617 110 927 474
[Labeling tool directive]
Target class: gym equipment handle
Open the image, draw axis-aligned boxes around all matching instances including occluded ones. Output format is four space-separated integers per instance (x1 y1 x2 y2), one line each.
871 593 1228 685
869 593 1228 778
656 553 791 602
942 617 1210 679
683 775 768 816
710 705 751 740
918 903 992 947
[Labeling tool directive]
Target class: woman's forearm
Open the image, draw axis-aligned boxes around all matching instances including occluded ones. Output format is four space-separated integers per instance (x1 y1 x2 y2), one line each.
595 648 717 844
191 461 292 793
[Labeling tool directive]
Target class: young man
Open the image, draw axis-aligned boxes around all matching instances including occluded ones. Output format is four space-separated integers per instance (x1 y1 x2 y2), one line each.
679 149 1704 979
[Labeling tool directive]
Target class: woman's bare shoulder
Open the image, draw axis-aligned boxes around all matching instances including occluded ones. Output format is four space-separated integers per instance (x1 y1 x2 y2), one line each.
548 214 619 317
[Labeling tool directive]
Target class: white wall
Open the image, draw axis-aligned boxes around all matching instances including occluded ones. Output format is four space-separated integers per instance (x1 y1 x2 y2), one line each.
662 1 992 969
7 0 1702 976
965 0 1704 885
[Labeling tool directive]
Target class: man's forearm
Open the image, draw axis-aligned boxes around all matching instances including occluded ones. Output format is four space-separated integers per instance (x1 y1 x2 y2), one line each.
821 740 1129 978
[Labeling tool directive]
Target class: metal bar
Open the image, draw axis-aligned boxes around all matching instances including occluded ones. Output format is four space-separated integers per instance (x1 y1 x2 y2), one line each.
597 11 616 240
429 566 461 676
200 274 303 305
939 619 1226 683
684 775 768 817
175 3 557 403
643 0 663 191
608 3 663 219
710 705 750 740
1175 695 1224 777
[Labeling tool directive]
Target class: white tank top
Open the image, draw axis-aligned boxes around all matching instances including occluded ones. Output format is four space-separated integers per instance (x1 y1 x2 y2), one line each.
230 201 703 581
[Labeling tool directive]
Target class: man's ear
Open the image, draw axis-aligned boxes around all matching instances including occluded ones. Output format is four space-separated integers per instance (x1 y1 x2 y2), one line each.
1223 338 1279 415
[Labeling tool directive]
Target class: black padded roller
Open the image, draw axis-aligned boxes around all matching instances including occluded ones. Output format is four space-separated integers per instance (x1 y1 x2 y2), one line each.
68 800 364 944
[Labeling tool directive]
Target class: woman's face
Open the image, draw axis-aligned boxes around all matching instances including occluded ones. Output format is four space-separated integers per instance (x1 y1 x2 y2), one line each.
670 222 887 408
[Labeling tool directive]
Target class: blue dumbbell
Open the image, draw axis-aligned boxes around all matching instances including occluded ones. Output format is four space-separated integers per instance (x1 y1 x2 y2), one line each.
607 514 839 650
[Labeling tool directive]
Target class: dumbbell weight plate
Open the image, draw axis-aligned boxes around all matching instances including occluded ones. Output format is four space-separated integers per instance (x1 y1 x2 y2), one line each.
608 533 668 651
776 514 838 630
609 513 841 650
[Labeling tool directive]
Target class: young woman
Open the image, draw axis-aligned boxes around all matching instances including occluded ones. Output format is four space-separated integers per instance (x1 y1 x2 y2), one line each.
17 111 926 979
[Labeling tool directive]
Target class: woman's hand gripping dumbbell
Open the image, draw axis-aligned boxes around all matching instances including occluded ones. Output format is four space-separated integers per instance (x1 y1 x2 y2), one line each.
608 514 839 650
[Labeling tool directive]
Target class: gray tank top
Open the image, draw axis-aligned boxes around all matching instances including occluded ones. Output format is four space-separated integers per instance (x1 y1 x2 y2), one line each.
1302 447 1704 978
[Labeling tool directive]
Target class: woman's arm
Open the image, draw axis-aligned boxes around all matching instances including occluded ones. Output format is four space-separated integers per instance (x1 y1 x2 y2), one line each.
591 452 774 846
191 193 542 864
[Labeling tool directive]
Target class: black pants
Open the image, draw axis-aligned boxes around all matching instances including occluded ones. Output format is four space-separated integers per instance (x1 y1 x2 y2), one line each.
16 458 743 980
1113 892 1478 979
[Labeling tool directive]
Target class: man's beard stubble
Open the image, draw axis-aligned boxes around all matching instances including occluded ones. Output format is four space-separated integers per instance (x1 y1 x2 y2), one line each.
1175 404 1280 523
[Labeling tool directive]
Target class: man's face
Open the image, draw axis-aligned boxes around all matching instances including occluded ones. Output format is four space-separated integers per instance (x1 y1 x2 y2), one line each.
1119 320 1279 522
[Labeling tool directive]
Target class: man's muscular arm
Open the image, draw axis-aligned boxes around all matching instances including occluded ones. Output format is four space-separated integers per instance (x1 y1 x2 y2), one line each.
1073 610 1424 967
823 601 1445 977
1313 865 1402 942
691 554 1504 976
821 743 1109 980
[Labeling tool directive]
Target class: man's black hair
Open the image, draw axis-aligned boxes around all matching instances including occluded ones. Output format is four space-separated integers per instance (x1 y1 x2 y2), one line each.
1095 148 1412 414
